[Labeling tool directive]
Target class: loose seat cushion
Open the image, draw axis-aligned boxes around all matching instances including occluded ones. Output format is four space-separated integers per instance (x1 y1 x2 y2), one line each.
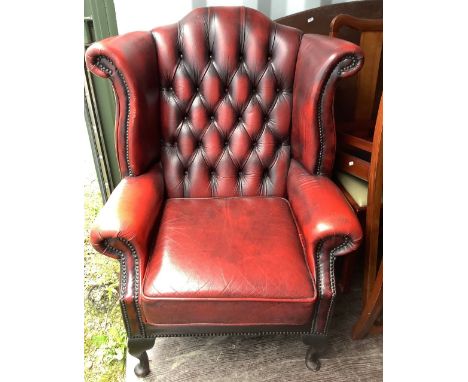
336 171 369 207
142 197 316 327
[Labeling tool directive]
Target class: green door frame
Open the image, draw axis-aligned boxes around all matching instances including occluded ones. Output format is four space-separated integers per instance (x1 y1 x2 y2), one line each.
84 0 120 201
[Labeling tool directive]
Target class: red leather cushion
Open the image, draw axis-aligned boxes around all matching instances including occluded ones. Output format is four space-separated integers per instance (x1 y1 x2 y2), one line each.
152 7 302 197
141 197 316 326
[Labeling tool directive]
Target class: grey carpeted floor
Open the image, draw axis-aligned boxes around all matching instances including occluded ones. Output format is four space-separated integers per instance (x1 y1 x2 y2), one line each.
126 270 383 382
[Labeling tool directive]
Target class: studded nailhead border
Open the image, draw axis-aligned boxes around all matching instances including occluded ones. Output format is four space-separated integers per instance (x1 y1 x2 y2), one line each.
315 53 361 175
100 233 353 339
311 53 360 330
312 236 351 335
103 238 146 337
95 56 133 176
337 55 360 76
144 330 311 339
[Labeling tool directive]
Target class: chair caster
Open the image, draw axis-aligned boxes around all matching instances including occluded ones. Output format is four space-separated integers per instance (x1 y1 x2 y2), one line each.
305 346 321 371
134 351 150 377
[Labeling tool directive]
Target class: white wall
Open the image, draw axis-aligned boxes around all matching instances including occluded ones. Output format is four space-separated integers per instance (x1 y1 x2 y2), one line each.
113 0 191 33
114 0 353 35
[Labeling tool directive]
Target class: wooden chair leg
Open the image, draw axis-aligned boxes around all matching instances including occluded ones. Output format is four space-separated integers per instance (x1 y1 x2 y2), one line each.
369 324 383 335
302 334 328 371
352 262 383 340
362 215 380 306
128 337 156 378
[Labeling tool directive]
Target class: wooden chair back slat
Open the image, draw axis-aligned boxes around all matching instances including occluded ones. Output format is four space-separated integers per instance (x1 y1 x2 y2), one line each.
355 31 383 122
337 132 373 153
330 14 383 129
329 14 383 35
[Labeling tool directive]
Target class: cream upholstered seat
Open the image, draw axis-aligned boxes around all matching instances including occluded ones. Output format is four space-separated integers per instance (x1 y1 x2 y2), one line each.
335 171 369 208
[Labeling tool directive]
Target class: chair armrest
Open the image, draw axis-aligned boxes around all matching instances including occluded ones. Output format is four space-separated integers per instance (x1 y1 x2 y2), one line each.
292 34 363 176
90 165 165 275
90 165 165 337
287 159 362 334
288 159 362 259
85 32 161 177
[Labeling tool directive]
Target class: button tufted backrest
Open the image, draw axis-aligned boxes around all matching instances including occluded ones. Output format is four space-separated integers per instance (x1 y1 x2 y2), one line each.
152 7 302 198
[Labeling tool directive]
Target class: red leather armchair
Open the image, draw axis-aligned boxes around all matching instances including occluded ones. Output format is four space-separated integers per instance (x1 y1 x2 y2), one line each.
86 6 363 377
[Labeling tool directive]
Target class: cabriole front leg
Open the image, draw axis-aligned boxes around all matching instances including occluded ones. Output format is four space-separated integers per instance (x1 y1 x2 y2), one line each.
302 334 328 371
128 337 155 377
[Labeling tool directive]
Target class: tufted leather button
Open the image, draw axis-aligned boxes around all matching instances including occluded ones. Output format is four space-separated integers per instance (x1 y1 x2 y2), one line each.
151 7 303 198
210 170 216 176
184 170 188 176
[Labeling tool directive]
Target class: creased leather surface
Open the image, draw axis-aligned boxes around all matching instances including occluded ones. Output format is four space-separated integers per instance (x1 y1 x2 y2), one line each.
89 165 165 337
85 6 364 337
152 7 302 197
287 159 362 333
142 197 315 326
292 34 363 176
287 159 362 263
85 32 161 177
90 165 165 277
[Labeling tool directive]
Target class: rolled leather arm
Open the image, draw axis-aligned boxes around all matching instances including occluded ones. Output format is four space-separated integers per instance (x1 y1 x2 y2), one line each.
291 34 363 176
288 159 362 262
85 32 161 177
90 165 165 275
287 159 362 333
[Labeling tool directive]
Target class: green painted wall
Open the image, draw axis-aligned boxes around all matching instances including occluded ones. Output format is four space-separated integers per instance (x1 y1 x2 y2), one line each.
84 0 121 187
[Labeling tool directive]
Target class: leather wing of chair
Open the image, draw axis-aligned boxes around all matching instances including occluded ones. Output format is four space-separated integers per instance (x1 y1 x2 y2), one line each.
85 6 363 377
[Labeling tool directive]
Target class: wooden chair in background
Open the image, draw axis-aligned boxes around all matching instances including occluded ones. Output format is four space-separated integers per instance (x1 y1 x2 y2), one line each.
329 15 383 338
352 96 383 339
328 14 383 295
335 96 383 335
330 14 383 129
